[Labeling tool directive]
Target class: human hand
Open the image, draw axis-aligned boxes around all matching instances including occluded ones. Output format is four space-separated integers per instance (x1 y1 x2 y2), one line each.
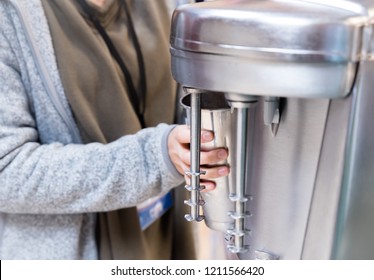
167 125 230 191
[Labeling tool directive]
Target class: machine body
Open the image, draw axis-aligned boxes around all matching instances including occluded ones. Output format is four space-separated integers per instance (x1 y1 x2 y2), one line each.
170 0 374 259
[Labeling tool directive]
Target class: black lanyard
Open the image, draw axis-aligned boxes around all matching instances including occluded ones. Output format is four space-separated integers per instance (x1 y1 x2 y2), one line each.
77 0 146 128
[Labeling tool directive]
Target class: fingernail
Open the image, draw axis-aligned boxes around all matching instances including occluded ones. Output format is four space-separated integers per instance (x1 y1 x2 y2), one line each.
203 183 216 191
218 167 228 176
202 131 213 141
218 150 227 159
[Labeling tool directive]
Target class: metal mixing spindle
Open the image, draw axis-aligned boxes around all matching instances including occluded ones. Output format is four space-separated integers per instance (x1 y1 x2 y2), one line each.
226 93 257 253
184 87 205 222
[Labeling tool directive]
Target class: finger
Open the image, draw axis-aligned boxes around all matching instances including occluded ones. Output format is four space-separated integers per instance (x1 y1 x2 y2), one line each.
200 181 216 192
200 148 228 165
179 146 226 167
201 130 214 143
175 160 189 177
201 165 230 179
183 175 216 192
172 125 214 144
172 125 190 144
179 146 192 166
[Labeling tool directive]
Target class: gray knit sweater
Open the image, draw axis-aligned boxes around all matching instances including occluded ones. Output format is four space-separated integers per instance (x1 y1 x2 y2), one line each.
0 0 184 259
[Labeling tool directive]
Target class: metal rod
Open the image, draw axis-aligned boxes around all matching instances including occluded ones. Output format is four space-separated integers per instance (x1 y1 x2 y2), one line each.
225 94 258 253
234 106 249 250
190 91 202 220
184 88 204 222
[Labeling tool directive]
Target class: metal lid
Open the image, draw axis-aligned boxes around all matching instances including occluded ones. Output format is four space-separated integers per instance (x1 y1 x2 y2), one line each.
169 0 368 98
170 0 366 63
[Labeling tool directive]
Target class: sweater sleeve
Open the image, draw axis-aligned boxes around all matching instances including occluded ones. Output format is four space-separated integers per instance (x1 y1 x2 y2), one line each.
0 28 184 215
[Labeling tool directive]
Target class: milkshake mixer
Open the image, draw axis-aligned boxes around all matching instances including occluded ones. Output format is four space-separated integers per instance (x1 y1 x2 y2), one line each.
170 0 374 259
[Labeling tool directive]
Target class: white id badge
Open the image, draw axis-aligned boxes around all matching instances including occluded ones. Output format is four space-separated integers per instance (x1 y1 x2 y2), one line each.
137 191 173 231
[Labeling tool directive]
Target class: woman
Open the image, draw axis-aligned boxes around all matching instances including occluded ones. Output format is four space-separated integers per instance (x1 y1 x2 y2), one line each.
0 0 229 259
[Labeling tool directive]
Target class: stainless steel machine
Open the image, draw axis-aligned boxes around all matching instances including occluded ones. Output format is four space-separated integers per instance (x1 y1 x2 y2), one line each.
170 0 374 259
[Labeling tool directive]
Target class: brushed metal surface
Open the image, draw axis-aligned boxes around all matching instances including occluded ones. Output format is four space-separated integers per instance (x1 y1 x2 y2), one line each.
171 0 374 259
238 97 330 259
332 60 374 259
171 0 364 61
170 0 364 98
301 96 352 259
